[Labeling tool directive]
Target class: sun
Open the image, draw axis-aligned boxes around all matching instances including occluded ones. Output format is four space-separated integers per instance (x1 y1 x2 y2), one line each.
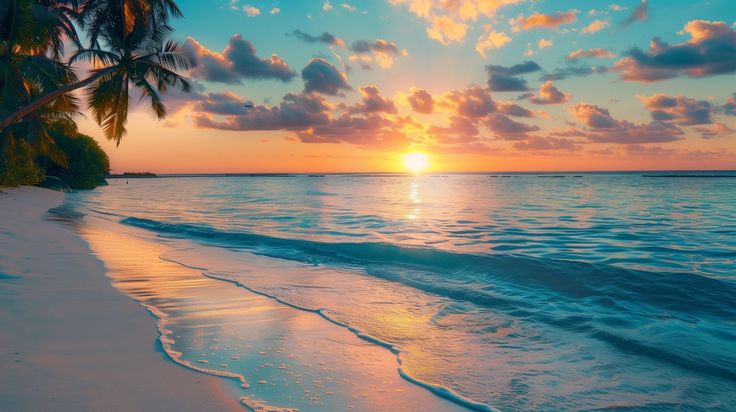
403 152 429 174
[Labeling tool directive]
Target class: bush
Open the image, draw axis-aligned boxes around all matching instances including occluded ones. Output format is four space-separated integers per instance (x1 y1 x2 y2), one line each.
44 126 110 190
0 136 45 187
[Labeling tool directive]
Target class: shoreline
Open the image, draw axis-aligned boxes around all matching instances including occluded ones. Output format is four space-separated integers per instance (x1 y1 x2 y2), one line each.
0 187 241 411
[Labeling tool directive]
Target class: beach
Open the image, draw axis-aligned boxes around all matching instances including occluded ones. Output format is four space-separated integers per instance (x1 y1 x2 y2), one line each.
0 187 241 411
1 174 735 411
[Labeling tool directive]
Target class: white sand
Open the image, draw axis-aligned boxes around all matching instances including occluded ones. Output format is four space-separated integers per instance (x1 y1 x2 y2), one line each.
0 187 242 411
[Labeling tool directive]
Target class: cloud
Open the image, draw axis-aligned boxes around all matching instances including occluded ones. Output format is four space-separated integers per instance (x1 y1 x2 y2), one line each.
289 30 345 47
569 102 683 143
196 92 250 115
621 0 647 27
406 88 435 114
541 64 608 80
721 94 736 116
441 85 497 118
566 48 615 61
388 0 525 45
323 1 333 11
349 39 407 68
526 81 570 105
348 86 398 114
613 20 736 82
428 116 481 145
486 113 539 138
639 94 713 125
243 5 260 17
302 58 352 95
513 137 580 151
486 61 542 91
184 35 296 84
270 7 280 15
341 3 356 12
189 86 417 149
475 30 512 58
194 92 331 131
511 10 577 31
538 38 553 49
582 19 610 34
694 123 735 139
497 101 535 117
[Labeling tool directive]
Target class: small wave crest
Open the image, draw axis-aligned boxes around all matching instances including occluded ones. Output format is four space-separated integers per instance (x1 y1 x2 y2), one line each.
123 216 736 382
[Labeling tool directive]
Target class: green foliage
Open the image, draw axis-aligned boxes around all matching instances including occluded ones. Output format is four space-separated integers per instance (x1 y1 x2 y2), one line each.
0 136 45 187
42 124 110 190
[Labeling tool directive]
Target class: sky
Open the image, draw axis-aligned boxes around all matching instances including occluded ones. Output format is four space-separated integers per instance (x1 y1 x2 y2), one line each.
77 0 736 173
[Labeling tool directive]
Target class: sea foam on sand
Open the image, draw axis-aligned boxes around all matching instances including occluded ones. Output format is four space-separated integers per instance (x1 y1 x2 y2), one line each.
0 187 241 411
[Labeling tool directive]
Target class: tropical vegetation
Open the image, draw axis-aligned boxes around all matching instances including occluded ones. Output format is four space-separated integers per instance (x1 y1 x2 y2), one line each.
0 0 191 187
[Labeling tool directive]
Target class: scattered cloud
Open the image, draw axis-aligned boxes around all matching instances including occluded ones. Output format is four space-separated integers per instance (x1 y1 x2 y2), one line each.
184 35 296 84
694 123 734 139
406 88 435 114
511 10 577 32
243 5 260 17
538 38 553 49
289 30 345 47
497 101 535 117
475 30 512 58
388 0 525 45
569 102 683 143
486 113 539 138
441 85 497 118
541 64 608 80
302 58 352 95
348 86 398 114
513 137 580 151
349 39 407 68
566 48 615 61
526 81 571 105
426 15 468 45
621 0 648 27
194 91 331 131
582 19 610 34
721 94 736 116
614 20 736 82
639 94 713 125
486 61 542 91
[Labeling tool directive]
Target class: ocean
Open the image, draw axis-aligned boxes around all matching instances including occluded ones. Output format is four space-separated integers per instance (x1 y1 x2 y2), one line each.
57 172 736 411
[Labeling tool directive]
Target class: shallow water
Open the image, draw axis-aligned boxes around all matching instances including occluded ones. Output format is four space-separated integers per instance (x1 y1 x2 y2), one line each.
66 173 736 411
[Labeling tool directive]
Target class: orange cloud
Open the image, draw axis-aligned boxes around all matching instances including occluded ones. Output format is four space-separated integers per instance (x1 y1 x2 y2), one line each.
582 19 610 34
475 30 512 57
512 10 577 31
565 48 615 61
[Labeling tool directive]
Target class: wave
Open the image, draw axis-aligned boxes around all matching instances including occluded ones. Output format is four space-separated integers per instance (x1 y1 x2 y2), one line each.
197 270 496 412
122 216 736 382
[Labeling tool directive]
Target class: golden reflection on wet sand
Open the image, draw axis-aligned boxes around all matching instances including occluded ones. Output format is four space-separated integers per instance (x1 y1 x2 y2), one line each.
78 218 464 412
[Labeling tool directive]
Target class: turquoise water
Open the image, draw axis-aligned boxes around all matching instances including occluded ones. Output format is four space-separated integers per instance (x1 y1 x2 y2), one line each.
69 173 736 410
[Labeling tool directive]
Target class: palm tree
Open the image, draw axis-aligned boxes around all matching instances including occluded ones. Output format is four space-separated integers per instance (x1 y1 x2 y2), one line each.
0 0 82 163
0 0 192 145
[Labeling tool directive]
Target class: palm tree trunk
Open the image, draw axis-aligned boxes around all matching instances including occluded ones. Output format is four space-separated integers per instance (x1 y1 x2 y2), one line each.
0 66 118 131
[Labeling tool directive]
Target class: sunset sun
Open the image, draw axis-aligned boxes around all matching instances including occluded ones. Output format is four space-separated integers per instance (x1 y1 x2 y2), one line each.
403 152 429 174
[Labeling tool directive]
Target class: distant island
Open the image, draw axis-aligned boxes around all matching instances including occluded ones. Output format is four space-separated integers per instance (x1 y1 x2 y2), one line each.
107 172 157 178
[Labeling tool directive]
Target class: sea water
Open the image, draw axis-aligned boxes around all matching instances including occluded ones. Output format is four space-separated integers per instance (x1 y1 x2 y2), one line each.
62 173 736 411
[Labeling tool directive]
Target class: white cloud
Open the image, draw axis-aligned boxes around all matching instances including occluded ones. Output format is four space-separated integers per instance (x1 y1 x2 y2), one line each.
243 5 260 17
